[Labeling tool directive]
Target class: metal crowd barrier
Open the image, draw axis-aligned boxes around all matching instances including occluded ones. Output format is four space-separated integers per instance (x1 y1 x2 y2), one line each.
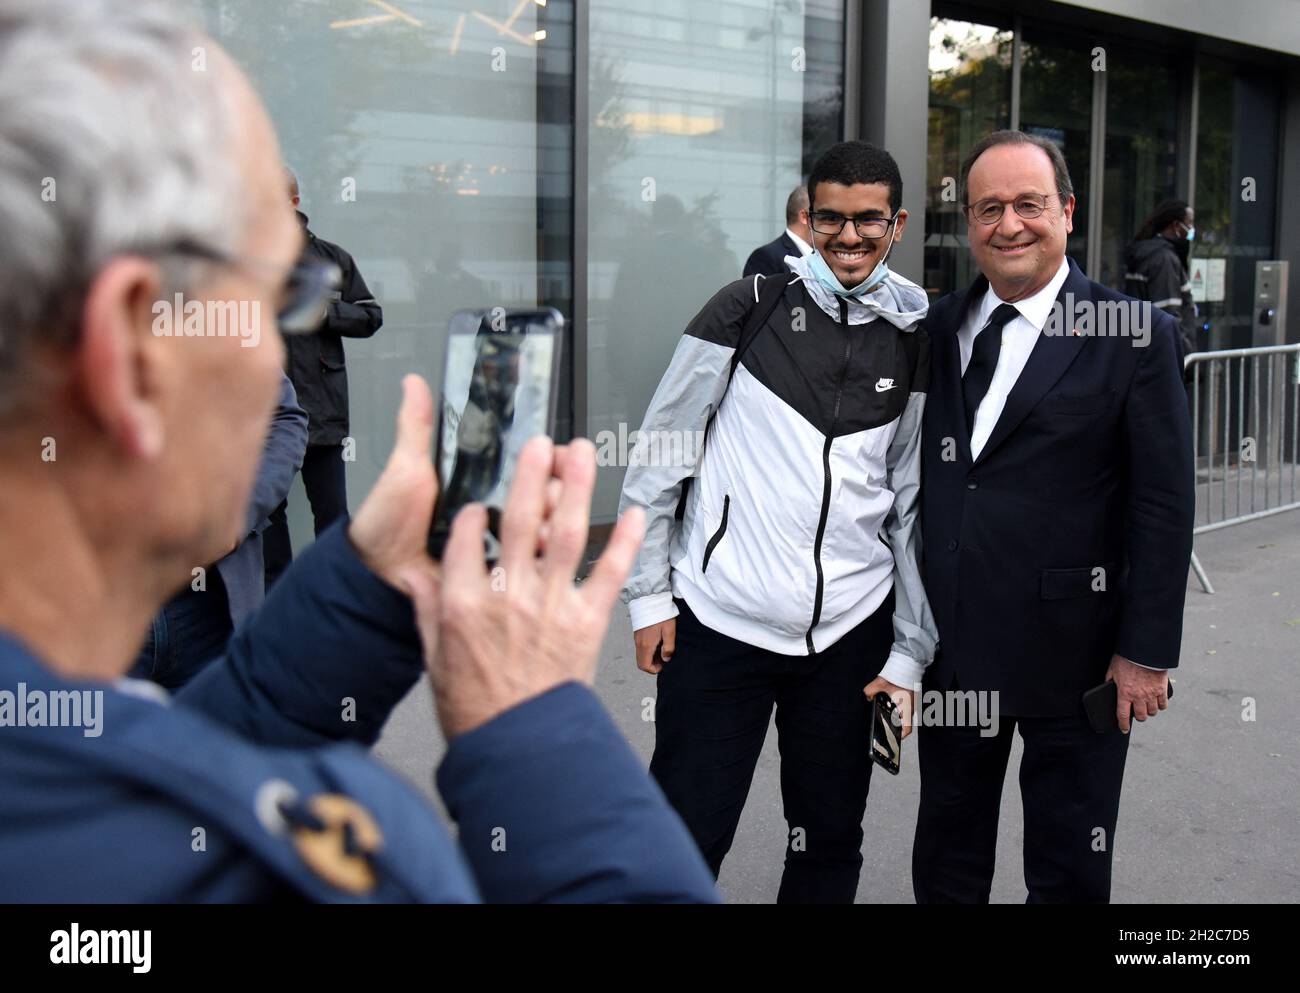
1186 343 1300 593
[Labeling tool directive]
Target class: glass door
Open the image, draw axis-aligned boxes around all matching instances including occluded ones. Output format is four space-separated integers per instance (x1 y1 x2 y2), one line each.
1099 55 1180 290
925 16 1012 299
1018 27 1094 275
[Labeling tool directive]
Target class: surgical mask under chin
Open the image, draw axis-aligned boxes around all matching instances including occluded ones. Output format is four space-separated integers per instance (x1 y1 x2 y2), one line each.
1185 225 1196 242
810 227 895 298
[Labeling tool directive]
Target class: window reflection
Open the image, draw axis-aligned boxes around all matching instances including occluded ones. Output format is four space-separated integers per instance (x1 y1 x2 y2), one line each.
586 0 844 517
199 0 574 542
1019 31 1092 273
926 16 1012 298
1101 54 1179 290
1196 60 1280 350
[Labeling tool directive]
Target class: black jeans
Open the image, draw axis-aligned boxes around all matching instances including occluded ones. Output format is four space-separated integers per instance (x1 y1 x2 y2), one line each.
263 442 349 589
130 570 232 691
650 593 893 904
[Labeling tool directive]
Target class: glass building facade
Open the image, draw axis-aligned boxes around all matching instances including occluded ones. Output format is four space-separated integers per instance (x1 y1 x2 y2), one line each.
925 1 1290 356
195 0 1300 531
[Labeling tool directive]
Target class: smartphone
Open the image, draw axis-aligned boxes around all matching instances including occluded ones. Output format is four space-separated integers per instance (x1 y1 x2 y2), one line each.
427 307 564 560
870 692 902 775
1082 677 1174 734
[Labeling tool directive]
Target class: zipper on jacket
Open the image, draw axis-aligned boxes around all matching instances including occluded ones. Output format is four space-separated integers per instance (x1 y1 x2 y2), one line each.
806 297 852 652
702 494 730 573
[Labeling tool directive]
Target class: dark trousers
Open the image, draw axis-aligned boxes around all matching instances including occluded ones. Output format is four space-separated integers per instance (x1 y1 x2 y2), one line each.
650 593 893 904
263 442 349 588
130 571 232 691
912 709 1130 903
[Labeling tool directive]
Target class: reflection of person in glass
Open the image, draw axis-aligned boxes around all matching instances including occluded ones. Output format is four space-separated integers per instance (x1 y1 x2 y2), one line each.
445 334 520 513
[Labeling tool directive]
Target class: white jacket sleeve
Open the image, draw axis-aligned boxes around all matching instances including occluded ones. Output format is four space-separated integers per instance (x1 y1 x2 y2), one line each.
877 330 939 690
617 278 758 631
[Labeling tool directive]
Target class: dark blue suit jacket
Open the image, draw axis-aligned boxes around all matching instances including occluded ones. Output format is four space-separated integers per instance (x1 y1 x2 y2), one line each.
0 524 717 902
920 259 1194 716
743 231 801 277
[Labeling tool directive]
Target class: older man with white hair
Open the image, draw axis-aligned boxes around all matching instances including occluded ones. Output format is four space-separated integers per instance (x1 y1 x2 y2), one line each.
0 0 715 903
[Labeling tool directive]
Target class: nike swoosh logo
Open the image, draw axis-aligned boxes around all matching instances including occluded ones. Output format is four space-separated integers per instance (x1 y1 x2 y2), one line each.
875 380 896 392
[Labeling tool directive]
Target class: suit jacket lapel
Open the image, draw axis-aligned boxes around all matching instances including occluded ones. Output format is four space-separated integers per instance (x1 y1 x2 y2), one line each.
973 259 1093 467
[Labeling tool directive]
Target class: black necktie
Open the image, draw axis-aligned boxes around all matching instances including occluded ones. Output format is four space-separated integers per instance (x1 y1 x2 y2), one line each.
963 303 1019 438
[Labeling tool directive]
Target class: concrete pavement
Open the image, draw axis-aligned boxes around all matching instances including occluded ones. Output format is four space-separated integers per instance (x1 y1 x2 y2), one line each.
372 510 1300 903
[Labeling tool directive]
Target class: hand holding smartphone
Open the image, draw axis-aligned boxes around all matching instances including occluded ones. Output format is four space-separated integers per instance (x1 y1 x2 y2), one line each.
1081 677 1174 734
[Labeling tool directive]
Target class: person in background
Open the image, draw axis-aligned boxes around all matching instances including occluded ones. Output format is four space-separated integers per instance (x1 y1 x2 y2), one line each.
263 167 383 589
1124 198 1199 361
743 185 813 276
130 373 307 689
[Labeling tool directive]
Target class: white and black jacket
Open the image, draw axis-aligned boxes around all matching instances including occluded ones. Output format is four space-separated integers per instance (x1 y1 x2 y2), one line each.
618 253 939 688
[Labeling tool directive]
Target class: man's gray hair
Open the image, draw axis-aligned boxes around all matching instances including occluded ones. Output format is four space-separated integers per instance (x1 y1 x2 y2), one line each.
785 185 809 225
958 130 1075 207
0 0 243 412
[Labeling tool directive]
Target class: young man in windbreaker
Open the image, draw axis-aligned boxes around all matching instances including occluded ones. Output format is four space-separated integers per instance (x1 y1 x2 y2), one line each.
618 142 937 903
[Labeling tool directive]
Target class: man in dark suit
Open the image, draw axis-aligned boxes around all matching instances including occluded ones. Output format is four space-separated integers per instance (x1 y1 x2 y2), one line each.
742 185 812 276
914 130 1194 903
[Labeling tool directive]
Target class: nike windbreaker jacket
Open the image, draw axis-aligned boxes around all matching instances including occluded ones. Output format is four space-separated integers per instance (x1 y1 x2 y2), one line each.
618 252 939 689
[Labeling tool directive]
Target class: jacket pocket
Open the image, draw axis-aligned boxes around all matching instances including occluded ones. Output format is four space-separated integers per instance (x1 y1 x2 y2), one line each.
701 494 730 574
320 356 348 412
1040 562 1115 600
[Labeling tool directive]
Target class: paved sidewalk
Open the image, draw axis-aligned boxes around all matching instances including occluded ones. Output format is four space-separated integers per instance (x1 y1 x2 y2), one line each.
373 511 1300 903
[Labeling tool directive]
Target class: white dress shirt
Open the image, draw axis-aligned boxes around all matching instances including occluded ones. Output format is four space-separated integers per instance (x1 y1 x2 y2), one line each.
958 257 1070 460
785 226 813 257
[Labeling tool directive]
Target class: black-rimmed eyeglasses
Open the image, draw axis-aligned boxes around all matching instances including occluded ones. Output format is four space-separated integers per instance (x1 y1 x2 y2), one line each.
808 210 899 240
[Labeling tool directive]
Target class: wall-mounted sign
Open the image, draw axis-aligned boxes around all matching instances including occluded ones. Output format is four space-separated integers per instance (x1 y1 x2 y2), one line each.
1189 257 1225 303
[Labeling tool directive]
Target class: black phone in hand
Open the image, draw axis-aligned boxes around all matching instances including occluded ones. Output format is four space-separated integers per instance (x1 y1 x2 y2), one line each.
1082 677 1173 734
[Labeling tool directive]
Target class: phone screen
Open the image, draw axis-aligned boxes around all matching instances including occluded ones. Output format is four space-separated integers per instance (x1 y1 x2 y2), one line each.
428 308 563 559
